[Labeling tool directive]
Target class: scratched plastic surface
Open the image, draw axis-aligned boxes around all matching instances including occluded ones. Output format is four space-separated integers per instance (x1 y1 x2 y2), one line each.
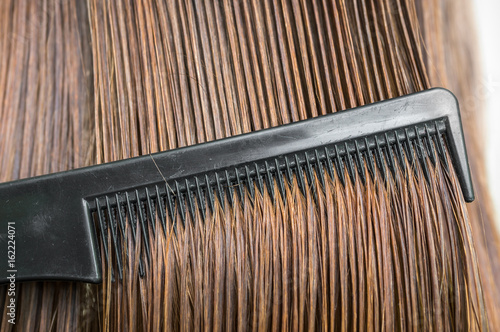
0 88 474 284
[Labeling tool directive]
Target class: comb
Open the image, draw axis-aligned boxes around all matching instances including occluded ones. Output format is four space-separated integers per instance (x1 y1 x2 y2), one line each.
0 88 474 284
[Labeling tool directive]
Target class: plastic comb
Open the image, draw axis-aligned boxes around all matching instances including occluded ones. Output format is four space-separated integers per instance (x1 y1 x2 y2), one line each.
0 88 474 284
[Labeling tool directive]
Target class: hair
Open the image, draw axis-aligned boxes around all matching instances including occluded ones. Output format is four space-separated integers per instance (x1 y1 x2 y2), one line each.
1 0 499 330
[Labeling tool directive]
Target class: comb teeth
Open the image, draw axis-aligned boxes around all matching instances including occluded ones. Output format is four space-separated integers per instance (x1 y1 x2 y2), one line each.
0 88 474 284
91 120 454 279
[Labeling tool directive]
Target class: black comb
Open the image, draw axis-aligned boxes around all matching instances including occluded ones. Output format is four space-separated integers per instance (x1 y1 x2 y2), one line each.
0 88 474 284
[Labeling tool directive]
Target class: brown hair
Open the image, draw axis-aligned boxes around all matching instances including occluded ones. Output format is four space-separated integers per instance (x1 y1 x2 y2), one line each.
1 0 499 330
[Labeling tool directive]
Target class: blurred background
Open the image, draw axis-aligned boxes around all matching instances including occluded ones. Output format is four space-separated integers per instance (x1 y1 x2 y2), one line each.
474 0 500 227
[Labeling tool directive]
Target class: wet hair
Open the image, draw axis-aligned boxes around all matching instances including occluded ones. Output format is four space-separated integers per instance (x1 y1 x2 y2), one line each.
1 0 499 330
